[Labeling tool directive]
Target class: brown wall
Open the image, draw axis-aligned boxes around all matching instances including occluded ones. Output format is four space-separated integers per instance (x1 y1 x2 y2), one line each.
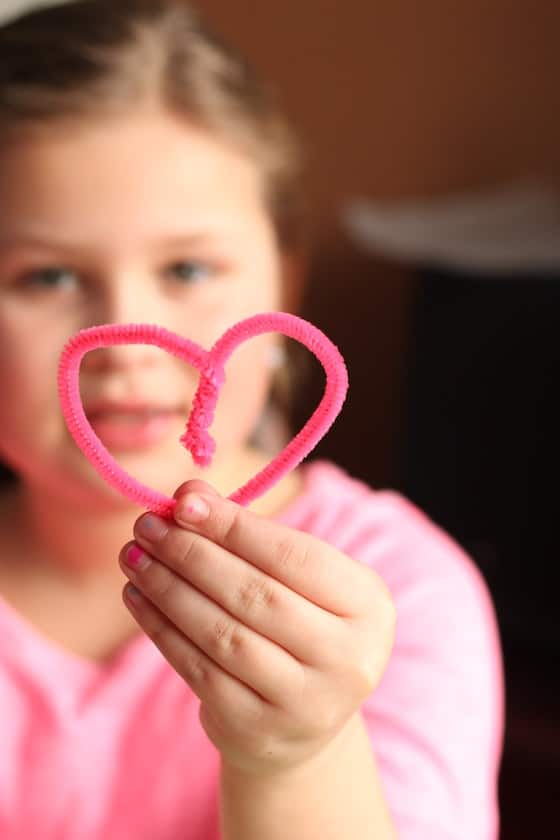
199 0 559 486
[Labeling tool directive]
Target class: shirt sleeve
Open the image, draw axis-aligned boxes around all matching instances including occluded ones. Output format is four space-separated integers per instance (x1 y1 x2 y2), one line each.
354 491 505 840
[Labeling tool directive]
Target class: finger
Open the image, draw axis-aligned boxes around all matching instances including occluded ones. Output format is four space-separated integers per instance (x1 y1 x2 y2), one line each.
132 519 344 666
120 544 305 708
173 479 221 500
122 583 270 724
171 480 372 616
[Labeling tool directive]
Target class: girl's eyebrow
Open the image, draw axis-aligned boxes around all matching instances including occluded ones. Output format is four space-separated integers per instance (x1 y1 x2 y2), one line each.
0 229 229 251
154 231 230 246
0 234 79 251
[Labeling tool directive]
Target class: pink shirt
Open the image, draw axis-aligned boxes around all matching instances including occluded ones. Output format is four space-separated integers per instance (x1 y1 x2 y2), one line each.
0 460 504 839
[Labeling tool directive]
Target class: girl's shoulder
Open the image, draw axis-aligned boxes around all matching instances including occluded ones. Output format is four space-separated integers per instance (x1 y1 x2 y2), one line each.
297 461 504 837
279 457 467 563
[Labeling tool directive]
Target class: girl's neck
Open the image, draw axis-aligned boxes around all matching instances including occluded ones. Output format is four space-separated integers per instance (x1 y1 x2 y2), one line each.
0 449 305 665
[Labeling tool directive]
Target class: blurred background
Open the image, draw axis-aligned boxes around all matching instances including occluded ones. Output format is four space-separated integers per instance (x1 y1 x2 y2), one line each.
197 2 559 837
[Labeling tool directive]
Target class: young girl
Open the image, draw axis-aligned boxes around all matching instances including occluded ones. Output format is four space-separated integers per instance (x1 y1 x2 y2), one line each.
0 1 504 838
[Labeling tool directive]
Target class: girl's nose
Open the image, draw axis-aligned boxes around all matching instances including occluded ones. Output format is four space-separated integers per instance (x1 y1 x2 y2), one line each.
79 273 172 372
81 339 165 374
89 272 168 325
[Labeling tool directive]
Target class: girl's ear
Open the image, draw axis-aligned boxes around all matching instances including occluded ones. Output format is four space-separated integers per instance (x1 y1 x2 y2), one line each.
279 250 309 313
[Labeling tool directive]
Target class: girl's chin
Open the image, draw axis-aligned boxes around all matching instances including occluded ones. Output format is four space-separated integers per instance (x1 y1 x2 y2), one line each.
37 446 195 513
84 453 196 501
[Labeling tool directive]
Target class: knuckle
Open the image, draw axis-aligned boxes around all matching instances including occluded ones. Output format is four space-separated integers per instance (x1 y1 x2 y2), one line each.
220 507 243 547
147 619 167 649
308 700 340 735
236 575 277 614
208 617 244 658
373 578 397 634
361 566 396 623
178 532 204 569
350 626 390 698
353 652 378 697
331 626 378 699
183 651 211 686
276 536 308 571
359 563 382 594
149 570 175 604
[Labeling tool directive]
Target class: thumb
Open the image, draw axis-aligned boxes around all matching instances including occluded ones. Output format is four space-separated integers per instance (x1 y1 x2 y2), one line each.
172 479 222 502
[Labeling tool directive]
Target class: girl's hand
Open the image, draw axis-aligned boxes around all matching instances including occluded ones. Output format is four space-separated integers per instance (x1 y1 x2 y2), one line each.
118 480 396 778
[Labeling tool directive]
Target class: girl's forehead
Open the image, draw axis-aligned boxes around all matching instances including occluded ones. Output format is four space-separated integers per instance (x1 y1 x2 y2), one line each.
0 110 260 185
0 112 268 234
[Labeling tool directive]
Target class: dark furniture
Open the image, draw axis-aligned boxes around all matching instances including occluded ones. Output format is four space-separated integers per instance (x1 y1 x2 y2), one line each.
396 268 560 839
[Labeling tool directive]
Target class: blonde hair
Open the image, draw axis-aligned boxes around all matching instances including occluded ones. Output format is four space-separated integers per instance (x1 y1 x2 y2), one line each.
0 0 311 485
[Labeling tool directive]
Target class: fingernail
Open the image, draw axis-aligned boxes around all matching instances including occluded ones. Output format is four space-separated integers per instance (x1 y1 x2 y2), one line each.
175 493 210 525
125 584 143 605
124 543 151 571
136 514 168 541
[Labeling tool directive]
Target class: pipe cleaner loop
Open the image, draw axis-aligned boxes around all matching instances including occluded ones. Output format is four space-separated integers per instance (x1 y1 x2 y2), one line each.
57 312 349 517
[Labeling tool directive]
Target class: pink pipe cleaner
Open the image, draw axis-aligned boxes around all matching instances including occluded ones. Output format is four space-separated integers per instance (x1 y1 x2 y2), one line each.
57 312 348 518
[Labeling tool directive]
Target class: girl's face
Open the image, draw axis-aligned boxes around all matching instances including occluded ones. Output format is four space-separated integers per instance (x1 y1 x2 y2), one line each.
0 109 286 507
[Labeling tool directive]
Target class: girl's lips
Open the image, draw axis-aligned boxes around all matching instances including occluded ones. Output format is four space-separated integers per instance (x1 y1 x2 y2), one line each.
88 408 183 450
85 399 183 415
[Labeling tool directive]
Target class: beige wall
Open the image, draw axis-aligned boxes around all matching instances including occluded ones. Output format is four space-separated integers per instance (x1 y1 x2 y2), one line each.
201 0 558 234
198 1 558 485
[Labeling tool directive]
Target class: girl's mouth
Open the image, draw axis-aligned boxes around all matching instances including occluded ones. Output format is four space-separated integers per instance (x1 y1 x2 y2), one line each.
87 408 183 450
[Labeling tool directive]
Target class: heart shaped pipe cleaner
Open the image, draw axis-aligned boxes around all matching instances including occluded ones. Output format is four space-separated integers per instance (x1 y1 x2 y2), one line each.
57 312 348 518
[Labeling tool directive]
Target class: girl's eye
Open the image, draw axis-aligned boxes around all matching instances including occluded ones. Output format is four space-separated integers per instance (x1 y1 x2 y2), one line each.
167 261 214 284
20 266 77 290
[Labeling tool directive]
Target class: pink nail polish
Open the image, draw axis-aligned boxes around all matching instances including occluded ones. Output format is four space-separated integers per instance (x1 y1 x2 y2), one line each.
125 543 151 570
